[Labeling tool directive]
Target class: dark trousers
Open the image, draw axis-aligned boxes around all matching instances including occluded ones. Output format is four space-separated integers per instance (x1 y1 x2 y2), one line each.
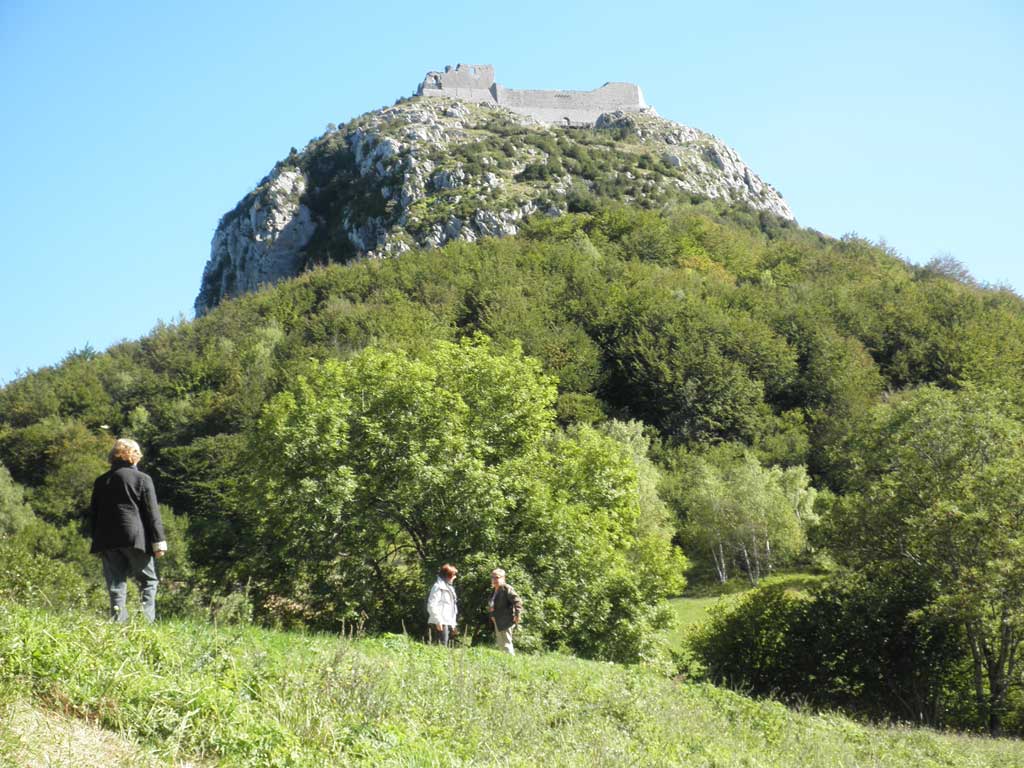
432 625 453 646
101 547 158 622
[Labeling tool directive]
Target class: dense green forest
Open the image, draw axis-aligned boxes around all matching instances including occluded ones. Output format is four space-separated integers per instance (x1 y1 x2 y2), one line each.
2 200 1022 736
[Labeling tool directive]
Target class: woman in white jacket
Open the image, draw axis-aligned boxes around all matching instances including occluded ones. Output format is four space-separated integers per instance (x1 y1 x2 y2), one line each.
426 563 458 645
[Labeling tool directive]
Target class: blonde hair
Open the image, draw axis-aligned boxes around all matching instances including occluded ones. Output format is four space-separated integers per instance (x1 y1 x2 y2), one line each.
109 438 142 465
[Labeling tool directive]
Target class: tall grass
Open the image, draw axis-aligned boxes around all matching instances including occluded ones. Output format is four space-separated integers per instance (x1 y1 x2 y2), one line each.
1 602 1021 767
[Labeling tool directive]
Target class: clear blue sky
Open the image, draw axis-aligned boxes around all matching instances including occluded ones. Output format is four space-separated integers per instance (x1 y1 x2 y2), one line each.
2 0 1021 385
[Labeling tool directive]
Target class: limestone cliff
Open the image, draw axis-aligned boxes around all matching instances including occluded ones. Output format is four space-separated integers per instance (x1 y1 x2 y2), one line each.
195 97 794 315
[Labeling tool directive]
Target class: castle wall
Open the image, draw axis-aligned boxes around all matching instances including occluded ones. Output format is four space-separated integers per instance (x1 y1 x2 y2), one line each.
417 65 650 126
433 63 495 89
418 64 497 104
420 85 495 103
493 82 647 126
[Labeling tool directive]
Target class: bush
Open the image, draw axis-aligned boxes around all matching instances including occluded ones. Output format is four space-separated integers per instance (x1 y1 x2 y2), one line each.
0 463 32 536
0 534 101 612
690 585 809 693
690 572 989 732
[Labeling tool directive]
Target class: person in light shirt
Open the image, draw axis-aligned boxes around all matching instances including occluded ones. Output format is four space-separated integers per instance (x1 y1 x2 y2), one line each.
426 563 459 645
89 438 167 622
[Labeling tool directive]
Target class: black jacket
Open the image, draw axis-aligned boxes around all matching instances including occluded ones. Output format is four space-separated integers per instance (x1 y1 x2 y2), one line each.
89 462 165 554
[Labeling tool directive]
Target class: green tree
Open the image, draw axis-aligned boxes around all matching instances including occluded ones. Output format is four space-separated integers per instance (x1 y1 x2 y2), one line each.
597 278 770 444
156 432 248 582
0 462 33 537
0 369 61 427
832 386 1024 735
677 446 814 584
0 417 109 524
235 338 684 662
237 338 559 627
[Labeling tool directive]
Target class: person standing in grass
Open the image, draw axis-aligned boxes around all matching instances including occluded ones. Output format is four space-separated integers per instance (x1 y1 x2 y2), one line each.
89 438 167 622
488 568 523 655
426 563 459 645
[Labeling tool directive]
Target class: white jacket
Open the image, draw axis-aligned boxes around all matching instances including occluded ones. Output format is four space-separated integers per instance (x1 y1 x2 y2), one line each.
426 577 458 626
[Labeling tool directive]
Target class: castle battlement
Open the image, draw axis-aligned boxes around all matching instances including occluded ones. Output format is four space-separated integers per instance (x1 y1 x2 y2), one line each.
416 64 651 127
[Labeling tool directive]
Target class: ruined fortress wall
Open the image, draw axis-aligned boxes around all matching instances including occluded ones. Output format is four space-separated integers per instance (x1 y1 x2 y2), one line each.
417 65 650 126
493 82 647 125
418 64 496 104
421 85 495 103
433 63 495 88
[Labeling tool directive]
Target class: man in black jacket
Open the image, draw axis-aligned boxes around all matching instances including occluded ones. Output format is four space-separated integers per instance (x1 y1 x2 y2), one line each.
488 568 523 655
89 438 167 622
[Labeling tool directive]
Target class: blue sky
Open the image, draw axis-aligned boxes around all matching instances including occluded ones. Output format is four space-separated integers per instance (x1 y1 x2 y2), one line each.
1 0 1021 385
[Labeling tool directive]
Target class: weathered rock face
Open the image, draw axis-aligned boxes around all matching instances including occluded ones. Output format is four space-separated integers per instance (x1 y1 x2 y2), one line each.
195 96 794 314
195 169 316 315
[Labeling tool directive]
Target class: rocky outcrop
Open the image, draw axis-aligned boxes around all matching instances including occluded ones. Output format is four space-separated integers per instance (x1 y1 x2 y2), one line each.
596 111 794 220
195 169 316 315
195 97 795 314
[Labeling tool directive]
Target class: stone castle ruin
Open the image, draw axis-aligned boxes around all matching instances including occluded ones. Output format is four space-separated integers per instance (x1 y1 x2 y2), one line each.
417 64 652 127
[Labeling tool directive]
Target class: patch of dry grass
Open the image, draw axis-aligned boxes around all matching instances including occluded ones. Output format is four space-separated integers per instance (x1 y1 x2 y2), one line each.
1 701 200 768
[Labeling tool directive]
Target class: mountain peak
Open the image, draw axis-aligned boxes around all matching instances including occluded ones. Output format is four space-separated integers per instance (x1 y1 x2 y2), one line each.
195 81 793 315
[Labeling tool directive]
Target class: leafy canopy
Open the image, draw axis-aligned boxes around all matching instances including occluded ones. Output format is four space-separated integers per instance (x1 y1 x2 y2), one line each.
830 385 1024 734
234 337 686 663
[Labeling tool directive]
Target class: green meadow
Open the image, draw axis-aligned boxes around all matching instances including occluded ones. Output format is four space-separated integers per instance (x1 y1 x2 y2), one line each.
1 602 1021 768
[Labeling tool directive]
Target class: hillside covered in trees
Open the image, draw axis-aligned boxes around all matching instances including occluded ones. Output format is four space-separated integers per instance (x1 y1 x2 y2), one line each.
2 199 1023 736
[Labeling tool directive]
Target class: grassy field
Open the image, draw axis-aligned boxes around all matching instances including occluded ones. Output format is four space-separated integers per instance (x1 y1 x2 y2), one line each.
1 601 1022 767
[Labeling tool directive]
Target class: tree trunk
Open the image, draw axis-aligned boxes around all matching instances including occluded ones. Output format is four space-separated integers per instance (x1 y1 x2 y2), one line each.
967 624 986 723
711 542 727 583
988 702 1003 737
966 619 1014 737
750 535 761 586
983 612 1017 737
741 544 756 586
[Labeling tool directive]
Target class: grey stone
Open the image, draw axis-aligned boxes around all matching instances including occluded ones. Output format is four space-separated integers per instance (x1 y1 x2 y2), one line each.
430 167 466 191
195 168 316 315
418 64 653 127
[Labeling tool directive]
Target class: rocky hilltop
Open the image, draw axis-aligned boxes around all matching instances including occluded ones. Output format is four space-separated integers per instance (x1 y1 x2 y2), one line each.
196 89 794 314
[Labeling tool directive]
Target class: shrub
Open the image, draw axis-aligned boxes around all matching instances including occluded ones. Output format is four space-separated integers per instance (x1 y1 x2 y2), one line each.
0 533 101 612
690 572 987 732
